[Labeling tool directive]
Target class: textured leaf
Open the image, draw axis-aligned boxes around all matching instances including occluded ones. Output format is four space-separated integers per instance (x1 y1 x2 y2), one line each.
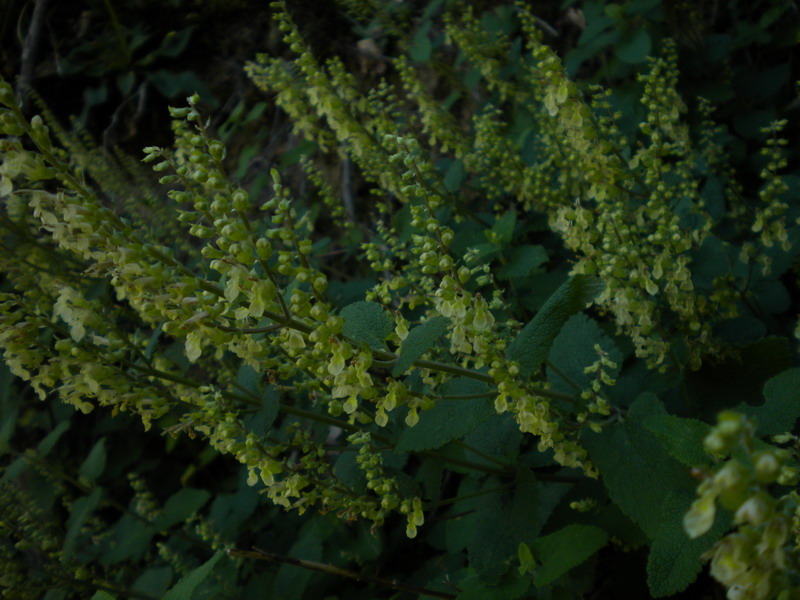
392 316 449 376
78 438 107 483
468 471 565 580
530 524 608 587
583 393 695 539
645 414 712 468
163 552 224 600
154 488 211 530
64 487 102 558
546 313 622 395
334 451 367 495
497 245 548 281
738 367 800 436
340 301 394 350
647 490 731 597
464 413 523 467
133 567 173 597
455 573 530 600
395 378 493 453
100 514 156 565
615 29 652 64
491 210 517 245
507 275 603 379
243 389 279 438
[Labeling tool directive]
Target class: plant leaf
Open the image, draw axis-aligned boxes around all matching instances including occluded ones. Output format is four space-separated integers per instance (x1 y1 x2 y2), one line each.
546 313 622 395
340 301 394 351
163 552 224 600
645 414 712 468
64 487 102 558
468 471 567 580
738 367 800 436
530 524 609 587
78 438 107 484
497 245 548 281
153 488 211 530
392 316 449 376
615 29 652 64
507 275 603 379
646 489 731 597
395 378 493 453
583 393 695 539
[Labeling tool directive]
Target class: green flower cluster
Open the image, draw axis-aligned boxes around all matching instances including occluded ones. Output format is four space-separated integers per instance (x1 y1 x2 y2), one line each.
685 413 800 599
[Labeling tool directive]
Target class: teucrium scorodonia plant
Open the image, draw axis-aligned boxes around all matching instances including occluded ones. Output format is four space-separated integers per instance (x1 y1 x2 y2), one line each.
1 1 799 597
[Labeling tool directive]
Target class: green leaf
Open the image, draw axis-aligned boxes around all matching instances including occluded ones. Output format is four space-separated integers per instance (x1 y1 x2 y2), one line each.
646 490 731 597
334 451 367 495
153 27 194 58
90 592 116 600
116 70 136 96
739 367 800 436
518 542 535 575
64 487 102 558
163 552 224 600
341 301 394 350
145 323 164 361
235 364 261 396
392 316 449 376
100 514 156 565
497 245 548 281
243 388 279 438
395 378 493 453
615 29 651 64
645 414 712 468
456 572 530 600
409 30 433 62
546 313 622 395
468 471 563 579
153 488 211 530
146 70 218 107
507 275 604 379
37 420 71 456
78 438 107 484
583 393 694 539
491 210 516 245
530 524 609 587
444 159 466 192
133 567 173 597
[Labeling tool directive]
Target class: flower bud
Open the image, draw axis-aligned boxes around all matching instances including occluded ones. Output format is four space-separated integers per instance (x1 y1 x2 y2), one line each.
734 494 772 526
753 451 781 483
684 493 717 538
